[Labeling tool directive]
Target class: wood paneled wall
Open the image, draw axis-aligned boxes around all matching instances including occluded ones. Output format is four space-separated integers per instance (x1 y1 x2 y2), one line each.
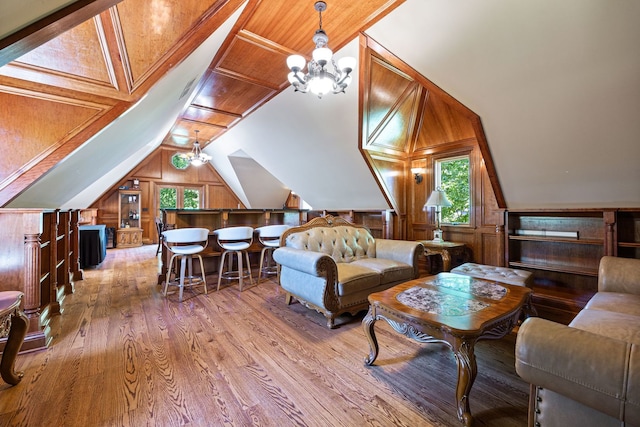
0 209 81 351
91 147 243 244
359 35 505 265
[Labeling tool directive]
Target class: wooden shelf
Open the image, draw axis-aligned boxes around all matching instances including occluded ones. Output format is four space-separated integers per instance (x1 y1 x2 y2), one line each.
508 235 603 245
509 261 598 277
619 242 640 248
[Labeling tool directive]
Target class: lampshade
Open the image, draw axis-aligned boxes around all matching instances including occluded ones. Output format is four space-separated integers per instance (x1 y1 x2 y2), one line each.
286 55 306 71
425 188 452 209
181 130 211 166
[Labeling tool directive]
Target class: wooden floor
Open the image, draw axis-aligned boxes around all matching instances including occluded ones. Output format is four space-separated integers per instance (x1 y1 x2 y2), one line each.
0 245 529 426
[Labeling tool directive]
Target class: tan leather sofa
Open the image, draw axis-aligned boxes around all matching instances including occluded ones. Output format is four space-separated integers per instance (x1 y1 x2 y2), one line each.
515 256 640 427
273 215 422 328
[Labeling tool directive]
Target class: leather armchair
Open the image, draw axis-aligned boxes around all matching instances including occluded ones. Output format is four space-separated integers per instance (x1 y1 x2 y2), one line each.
515 256 640 427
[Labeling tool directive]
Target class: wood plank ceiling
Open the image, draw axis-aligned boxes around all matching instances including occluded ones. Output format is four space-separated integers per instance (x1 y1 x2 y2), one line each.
0 0 404 204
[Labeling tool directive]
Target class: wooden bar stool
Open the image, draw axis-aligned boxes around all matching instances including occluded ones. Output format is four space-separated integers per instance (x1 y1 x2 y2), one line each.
162 228 210 301
215 226 254 291
256 224 290 284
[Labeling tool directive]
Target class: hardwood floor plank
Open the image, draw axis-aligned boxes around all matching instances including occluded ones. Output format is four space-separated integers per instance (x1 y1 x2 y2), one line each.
0 245 529 426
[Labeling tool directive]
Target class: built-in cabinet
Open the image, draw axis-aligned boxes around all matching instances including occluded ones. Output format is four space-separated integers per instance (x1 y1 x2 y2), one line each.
616 209 640 258
0 209 81 352
506 209 640 324
117 190 143 248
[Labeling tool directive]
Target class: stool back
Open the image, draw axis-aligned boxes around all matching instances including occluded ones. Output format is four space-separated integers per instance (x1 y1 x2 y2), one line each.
215 226 254 250
163 228 209 245
256 224 290 247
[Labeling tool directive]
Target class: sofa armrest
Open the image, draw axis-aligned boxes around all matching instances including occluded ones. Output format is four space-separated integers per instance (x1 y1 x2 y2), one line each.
273 247 336 278
598 256 640 294
515 317 633 421
375 239 423 278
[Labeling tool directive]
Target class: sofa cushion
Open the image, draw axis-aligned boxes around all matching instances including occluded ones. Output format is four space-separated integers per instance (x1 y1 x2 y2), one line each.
351 258 414 285
336 263 381 296
285 226 375 263
451 262 533 287
570 309 640 345
584 292 640 317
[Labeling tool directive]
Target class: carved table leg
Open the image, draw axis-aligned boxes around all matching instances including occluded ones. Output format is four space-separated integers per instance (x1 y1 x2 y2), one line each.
441 249 452 272
1 309 28 385
453 339 478 427
362 306 379 366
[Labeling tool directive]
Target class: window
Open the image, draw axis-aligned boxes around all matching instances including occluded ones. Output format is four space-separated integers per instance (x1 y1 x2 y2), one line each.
435 155 470 224
170 153 189 170
183 188 200 209
158 186 202 216
159 187 177 210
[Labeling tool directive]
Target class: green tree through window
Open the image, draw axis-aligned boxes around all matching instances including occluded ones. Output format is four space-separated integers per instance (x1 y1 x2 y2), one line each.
437 156 470 224
184 189 199 209
160 188 177 210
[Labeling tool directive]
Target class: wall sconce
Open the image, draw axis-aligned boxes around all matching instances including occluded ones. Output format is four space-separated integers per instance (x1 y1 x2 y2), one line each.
411 168 423 184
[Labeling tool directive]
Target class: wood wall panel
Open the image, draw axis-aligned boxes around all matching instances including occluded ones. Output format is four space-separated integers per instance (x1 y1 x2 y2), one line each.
365 85 420 155
197 163 222 184
14 18 115 88
366 57 414 140
93 146 242 243
415 94 476 150
361 35 505 265
159 149 200 183
115 0 218 83
481 232 500 266
481 161 502 227
209 183 243 209
132 150 162 179
368 154 406 217
0 90 104 183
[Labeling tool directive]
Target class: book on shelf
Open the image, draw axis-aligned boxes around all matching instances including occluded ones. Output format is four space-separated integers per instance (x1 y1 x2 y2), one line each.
514 229 579 239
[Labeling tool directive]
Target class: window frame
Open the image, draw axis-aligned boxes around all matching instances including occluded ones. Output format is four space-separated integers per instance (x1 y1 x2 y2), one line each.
432 151 473 227
157 185 204 218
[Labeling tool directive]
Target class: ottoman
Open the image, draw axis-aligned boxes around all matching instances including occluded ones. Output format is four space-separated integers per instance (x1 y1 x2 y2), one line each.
450 262 533 288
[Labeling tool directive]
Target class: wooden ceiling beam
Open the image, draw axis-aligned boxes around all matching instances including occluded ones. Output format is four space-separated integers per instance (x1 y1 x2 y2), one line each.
0 0 122 67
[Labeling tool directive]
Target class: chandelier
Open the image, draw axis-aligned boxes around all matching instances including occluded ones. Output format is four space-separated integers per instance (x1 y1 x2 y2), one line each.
183 130 211 166
286 1 356 98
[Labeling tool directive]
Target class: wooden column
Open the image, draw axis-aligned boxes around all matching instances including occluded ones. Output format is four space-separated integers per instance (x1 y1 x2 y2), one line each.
70 210 83 281
0 209 48 351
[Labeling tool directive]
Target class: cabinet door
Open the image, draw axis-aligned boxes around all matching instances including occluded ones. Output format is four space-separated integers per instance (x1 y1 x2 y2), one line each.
119 190 142 229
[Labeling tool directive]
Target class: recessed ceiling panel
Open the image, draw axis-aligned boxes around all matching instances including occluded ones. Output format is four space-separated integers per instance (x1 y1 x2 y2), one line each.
217 35 291 89
13 18 115 89
116 0 218 82
191 71 275 116
182 106 240 128
243 0 404 54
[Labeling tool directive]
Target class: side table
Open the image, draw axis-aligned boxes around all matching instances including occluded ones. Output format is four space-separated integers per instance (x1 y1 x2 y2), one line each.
419 240 467 272
0 291 28 385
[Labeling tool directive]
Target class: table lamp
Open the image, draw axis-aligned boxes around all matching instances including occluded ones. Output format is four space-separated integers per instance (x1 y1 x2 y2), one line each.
424 188 452 242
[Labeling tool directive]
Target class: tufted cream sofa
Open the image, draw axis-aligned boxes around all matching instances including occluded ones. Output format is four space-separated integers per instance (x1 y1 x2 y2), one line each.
272 215 423 328
515 256 640 427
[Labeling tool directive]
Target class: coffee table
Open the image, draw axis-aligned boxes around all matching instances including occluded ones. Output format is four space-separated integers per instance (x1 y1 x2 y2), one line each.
362 273 532 426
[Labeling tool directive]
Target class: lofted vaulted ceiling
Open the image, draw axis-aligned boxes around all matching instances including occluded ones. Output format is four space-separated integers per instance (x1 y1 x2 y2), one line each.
1 0 639 210
0 0 404 207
